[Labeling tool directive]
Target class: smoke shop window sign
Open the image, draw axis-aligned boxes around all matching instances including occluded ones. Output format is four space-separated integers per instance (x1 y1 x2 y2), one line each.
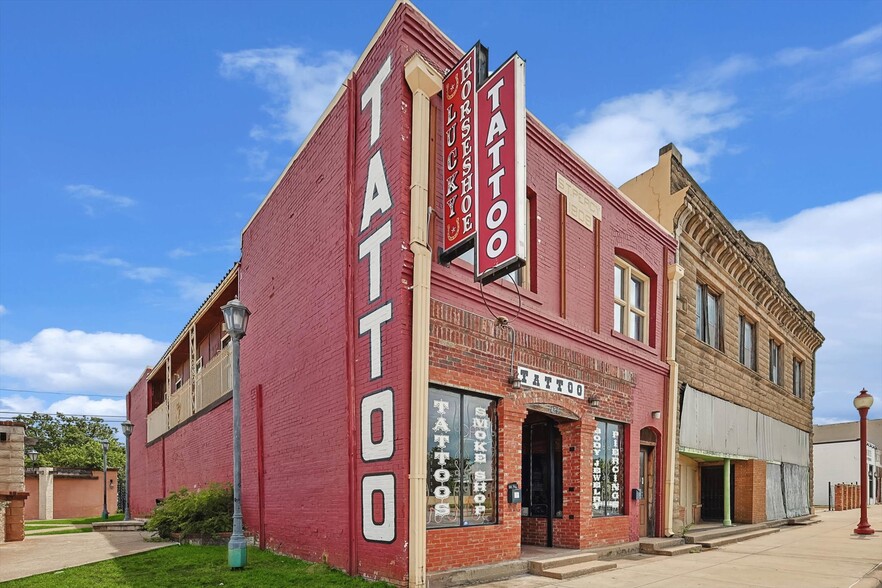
518 366 584 399
427 387 497 528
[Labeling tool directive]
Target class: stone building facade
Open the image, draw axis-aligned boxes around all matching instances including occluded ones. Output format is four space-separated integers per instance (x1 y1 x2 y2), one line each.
0 421 29 542
621 144 824 530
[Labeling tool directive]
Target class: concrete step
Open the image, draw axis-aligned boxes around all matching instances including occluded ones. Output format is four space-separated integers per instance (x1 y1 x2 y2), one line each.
788 515 820 526
528 551 599 573
92 520 146 532
533 560 617 580
695 527 779 549
655 543 703 556
684 522 770 544
639 537 685 553
427 559 528 587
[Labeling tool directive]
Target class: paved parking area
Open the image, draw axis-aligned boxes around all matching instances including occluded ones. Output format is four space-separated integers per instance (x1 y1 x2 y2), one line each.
0 530 175 582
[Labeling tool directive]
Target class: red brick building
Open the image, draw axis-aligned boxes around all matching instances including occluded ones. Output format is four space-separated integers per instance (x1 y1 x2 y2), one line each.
127 2 678 585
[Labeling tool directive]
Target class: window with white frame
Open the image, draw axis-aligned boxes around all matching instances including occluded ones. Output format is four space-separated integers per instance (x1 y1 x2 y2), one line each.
614 259 649 343
696 283 723 351
793 359 804 398
739 315 756 370
769 339 782 384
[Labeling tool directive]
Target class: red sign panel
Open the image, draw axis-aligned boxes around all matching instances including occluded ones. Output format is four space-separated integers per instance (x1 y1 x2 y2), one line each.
440 44 486 264
475 54 526 284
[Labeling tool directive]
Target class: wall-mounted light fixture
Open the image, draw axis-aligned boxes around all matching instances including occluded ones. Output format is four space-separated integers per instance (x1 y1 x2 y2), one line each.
588 396 600 408
651 410 662 420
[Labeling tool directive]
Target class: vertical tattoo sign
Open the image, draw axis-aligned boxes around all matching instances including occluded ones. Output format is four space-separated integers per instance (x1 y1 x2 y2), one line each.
357 54 396 545
440 43 488 264
475 54 527 284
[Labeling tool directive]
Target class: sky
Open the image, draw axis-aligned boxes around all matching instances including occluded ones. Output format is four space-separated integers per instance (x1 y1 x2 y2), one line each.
1 0 880 428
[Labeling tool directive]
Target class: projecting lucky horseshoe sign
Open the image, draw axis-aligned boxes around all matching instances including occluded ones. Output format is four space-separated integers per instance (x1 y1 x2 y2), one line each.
440 43 527 285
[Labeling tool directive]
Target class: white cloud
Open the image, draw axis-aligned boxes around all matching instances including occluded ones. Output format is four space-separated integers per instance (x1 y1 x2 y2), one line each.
0 305 7 316
219 47 356 143
564 90 742 185
175 277 216 303
168 236 239 259
735 193 882 423
0 394 44 414
122 266 169 283
60 252 128 267
66 184 136 216
0 328 166 395
46 395 127 417
770 23 882 96
60 251 218 302
564 23 881 187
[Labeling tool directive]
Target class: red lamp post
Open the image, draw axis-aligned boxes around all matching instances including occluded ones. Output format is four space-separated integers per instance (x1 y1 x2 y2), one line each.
853 388 875 536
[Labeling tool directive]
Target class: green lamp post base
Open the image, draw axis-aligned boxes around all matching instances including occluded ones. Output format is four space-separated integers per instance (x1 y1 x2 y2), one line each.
228 545 247 569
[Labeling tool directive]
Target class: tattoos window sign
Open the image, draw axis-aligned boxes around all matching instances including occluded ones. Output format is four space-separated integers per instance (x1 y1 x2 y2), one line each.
592 420 625 517
427 388 497 528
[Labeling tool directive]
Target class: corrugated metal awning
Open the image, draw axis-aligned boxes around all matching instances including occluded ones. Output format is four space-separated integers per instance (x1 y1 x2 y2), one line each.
679 385 809 467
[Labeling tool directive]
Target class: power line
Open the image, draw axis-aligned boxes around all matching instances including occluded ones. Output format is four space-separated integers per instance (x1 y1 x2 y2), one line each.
0 410 126 420
0 388 126 399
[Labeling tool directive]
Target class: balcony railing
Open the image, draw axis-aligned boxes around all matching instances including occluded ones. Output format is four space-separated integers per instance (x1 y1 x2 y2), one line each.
147 399 168 443
196 346 232 412
169 381 194 429
145 346 232 442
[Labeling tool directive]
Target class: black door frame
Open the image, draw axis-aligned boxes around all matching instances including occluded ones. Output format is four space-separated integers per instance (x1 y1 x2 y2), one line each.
523 415 562 547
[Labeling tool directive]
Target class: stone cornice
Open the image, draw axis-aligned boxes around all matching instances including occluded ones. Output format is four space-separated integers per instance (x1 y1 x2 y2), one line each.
674 194 824 352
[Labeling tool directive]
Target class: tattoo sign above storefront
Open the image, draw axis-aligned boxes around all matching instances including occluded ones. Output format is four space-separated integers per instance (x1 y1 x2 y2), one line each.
518 366 585 400
440 42 527 285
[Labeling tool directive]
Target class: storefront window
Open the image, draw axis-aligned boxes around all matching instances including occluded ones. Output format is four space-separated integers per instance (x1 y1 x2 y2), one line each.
592 420 625 517
427 387 497 528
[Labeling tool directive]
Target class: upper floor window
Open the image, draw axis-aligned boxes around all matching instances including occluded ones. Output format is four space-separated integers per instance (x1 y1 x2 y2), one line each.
739 315 756 370
793 359 804 398
614 259 649 344
696 283 723 351
769 340 782 385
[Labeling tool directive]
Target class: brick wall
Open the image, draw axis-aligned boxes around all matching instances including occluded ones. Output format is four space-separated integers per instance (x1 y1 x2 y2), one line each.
733 460 766 524
426 301 667 571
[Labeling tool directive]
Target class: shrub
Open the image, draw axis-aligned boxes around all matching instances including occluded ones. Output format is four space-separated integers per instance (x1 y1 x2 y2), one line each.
145 483 233 539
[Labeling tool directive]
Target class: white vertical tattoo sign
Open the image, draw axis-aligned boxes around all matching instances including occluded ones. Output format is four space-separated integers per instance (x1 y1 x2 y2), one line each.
357 54 396 545
362 474 396 543
361 389 394 461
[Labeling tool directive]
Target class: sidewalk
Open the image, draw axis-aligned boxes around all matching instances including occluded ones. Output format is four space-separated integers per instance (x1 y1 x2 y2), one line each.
476 505 882 588
0 530 175 583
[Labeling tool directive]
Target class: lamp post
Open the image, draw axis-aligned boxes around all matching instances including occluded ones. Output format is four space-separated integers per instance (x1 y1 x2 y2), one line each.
221 296 251 569
26 448 38 469
121 420 134 521
100 439 109 520
853 389 875 535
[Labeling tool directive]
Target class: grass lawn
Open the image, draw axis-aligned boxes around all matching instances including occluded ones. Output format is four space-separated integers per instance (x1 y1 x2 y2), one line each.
1 545 392 587
24 514 125 528
24 527 92 536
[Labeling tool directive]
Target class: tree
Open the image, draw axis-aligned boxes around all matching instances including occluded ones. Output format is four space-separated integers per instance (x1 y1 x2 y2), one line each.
16 412 125 471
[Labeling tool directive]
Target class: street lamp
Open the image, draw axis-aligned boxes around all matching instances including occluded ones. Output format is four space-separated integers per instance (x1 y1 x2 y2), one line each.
853 388 875 535
26 448 38 469
121 420 134 521
221 296 251 570
100 439 109 520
